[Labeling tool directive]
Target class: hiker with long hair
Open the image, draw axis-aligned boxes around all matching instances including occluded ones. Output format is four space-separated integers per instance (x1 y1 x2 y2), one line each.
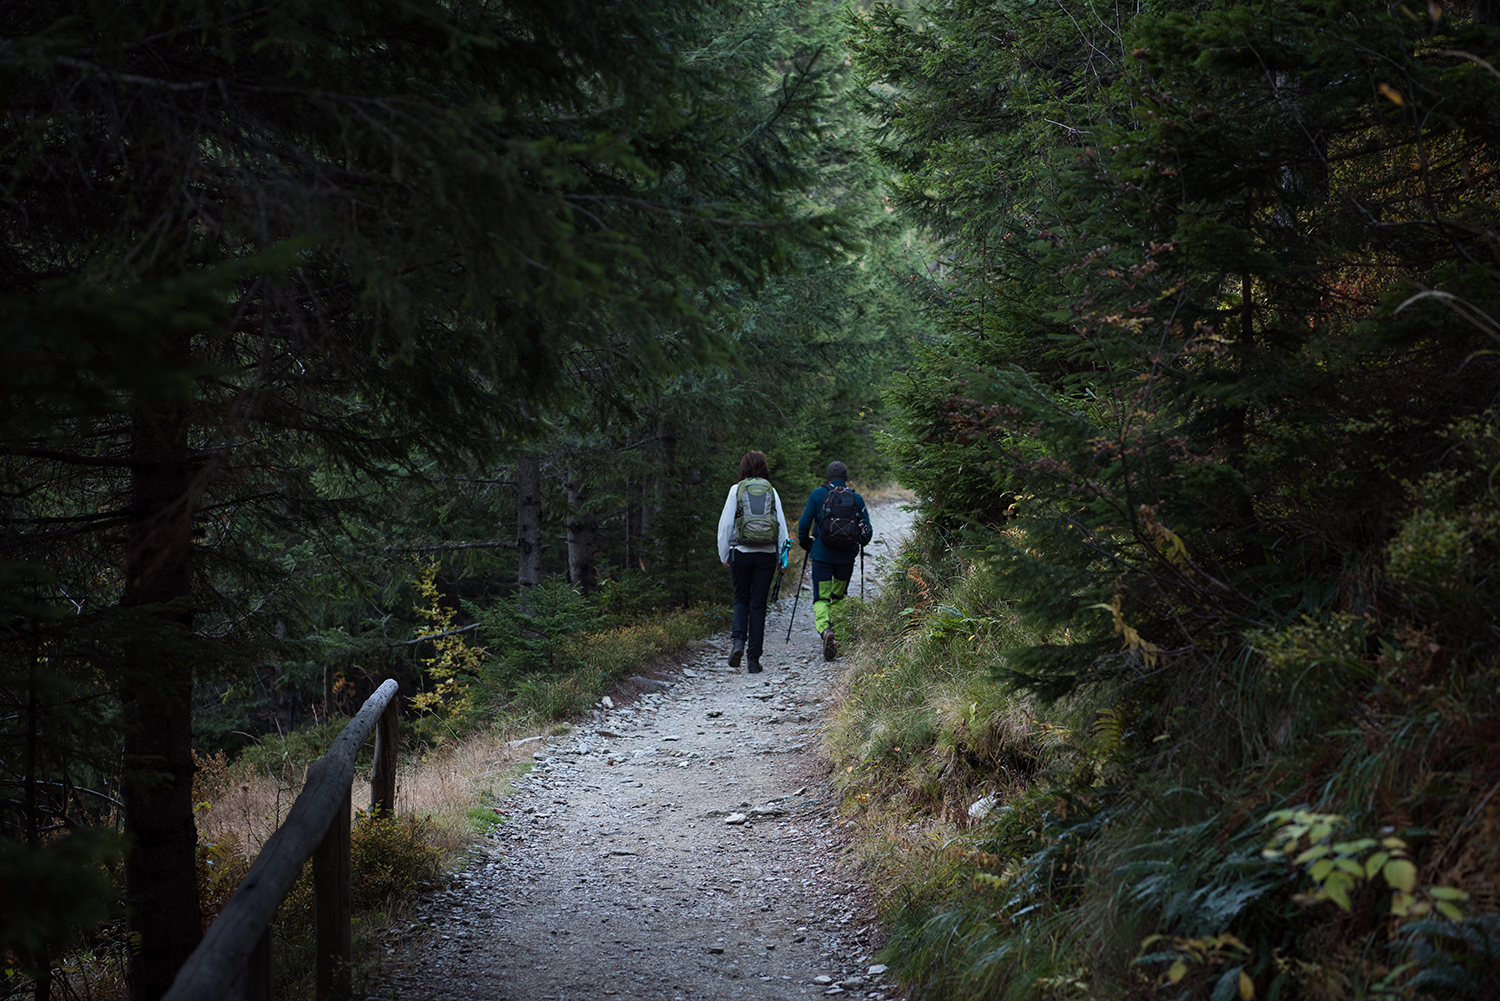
716 450 791 676
796 460 872 661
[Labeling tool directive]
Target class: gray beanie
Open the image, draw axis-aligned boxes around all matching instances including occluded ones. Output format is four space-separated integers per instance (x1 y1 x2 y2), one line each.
826 461 848 481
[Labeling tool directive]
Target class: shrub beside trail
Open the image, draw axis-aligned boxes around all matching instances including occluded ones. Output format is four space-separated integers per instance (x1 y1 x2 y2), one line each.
831 516 1500 1000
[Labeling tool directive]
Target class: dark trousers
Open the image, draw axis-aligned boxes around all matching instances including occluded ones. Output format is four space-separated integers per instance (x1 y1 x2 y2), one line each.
729 549 777 659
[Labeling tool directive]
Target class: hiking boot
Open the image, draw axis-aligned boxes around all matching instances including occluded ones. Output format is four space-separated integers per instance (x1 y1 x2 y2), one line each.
821 627 838 662
728 638 744 668
747 657 762 674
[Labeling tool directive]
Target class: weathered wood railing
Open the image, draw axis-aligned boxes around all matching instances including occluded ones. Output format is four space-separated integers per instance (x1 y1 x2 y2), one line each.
163 679 400 1001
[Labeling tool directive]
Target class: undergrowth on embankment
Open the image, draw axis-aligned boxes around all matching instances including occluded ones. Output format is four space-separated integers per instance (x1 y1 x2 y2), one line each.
831 519 1500 1001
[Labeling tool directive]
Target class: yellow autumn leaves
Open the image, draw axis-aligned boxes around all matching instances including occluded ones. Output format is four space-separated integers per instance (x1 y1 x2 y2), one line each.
1263 809 1468 921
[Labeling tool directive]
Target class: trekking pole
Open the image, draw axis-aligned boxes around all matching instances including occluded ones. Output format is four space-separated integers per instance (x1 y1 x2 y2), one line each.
860 545 865 600
768 540 791 602
785 550 809 642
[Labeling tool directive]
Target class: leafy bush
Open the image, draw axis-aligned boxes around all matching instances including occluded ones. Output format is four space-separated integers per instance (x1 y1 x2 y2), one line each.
409 558 488 745
349 811 445 911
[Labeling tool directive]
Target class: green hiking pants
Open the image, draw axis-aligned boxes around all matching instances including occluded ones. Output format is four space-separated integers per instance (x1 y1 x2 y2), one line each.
811 559 854 634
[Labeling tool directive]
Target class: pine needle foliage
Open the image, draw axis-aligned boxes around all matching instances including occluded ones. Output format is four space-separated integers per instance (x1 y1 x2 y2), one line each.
841 0 1500 997
2 0 860 991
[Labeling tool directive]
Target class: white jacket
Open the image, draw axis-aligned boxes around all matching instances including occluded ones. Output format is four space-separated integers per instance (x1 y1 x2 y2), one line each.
716 480 790 563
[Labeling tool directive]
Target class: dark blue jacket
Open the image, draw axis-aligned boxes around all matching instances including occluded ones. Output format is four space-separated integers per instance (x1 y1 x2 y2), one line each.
797 479 872 564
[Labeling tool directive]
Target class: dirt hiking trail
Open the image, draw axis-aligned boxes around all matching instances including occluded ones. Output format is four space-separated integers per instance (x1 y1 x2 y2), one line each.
393 498 916 1001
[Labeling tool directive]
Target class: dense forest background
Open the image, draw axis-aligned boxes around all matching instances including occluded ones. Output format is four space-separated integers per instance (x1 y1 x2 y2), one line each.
828 0 1500 998
4 0 1500 998
1 0 926 995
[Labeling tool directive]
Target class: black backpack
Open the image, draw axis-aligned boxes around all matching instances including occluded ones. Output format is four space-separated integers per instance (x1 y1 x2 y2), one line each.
818 484 862 551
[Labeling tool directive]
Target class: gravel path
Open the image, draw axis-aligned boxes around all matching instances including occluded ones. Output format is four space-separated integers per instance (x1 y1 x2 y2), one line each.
393 499 915 1001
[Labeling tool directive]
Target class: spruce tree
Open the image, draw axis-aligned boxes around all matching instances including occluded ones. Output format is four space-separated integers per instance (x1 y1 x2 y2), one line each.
1 0 845 995
855 0 1500 694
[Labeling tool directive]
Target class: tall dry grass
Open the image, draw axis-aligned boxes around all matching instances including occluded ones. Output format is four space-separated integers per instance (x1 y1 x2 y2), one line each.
188 728 537 1001
197 728 535 861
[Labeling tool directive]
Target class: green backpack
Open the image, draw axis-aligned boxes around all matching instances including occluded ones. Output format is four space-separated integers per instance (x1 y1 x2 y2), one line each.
732 477 778 545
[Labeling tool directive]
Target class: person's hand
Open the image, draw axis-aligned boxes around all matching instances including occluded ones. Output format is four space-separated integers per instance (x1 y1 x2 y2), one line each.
799 539 811 551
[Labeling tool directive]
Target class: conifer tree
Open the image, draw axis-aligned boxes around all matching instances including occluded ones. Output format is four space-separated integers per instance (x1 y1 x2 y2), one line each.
853 1 1500 993
855 0 1500 693
1 0 846 995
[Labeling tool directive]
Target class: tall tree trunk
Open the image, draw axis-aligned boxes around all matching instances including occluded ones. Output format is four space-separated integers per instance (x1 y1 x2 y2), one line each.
622 476 632 570
26 629 51 1001
659 417 678 480
640 418 677 570
637 476 653 568
1228 264 1265 570
121 397 202 1001
566 472 597 594
515 452 542 587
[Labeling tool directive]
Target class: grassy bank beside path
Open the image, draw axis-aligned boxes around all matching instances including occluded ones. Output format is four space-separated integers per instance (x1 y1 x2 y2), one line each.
184 604 727 1000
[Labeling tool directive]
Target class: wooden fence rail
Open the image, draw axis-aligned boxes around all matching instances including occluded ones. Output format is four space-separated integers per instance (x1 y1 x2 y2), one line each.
163 679 400 1001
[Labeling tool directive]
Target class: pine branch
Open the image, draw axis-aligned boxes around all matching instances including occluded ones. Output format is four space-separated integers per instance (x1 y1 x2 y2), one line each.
390 541 521 553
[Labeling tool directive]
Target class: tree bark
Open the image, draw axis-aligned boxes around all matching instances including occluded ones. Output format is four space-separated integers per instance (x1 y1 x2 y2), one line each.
659 417 678 480
623 476 633 570
26 631 51 1001
566 471 597 594
639 417 678 569
515 452 543 587
121 398 203 1001
1228 265 1265 570
637 476 653 568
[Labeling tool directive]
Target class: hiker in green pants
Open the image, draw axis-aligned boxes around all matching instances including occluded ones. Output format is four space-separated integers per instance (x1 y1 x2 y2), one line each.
796 461 873 661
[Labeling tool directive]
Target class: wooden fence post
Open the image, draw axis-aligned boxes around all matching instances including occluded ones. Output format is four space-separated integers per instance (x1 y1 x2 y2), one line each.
314 787 352 1001
227 928 270 1001
371 701 397 817
163 679 397 1001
